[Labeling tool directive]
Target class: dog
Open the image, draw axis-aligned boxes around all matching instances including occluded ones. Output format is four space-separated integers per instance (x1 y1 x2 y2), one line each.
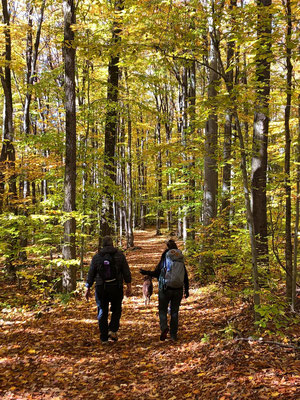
142 275 153 306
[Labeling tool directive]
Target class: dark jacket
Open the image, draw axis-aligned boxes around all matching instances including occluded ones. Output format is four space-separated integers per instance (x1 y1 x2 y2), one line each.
86 245 131 288
142 249 189 295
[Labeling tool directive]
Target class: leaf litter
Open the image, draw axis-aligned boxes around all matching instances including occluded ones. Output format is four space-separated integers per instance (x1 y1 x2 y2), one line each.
0 230 299 399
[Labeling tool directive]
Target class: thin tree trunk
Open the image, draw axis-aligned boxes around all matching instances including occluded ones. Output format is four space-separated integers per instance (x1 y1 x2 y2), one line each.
187 60 196 241
24 0 46 135
203 22 218 226
80 61 91 279
155 117 163 236
119 118 126 243
200 12 219 277
125 72 134 247
235 112 261 320
62 0 77 292
0 0 17 279
100 0 122 240
284 0 293 302
221 0 236 228
251 0 272 270
179 67 189 243
0 0 17 213
165 121 173 231
137 127 147 230
292 96 300 311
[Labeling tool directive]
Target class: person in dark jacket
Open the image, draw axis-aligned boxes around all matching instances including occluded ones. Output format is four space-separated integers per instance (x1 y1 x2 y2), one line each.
85 236 132 344
140 239 189 341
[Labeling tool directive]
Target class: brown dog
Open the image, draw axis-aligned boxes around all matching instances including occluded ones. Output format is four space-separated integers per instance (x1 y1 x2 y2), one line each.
142 275 153 306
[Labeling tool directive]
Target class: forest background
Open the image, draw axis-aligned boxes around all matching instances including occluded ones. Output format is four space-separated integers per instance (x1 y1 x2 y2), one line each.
0 0 300 335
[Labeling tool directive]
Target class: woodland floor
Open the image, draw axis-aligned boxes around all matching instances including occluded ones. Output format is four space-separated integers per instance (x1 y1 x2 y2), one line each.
0 230 299 400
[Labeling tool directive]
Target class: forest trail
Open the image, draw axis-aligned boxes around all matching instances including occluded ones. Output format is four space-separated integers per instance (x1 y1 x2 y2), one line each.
0 230 299 400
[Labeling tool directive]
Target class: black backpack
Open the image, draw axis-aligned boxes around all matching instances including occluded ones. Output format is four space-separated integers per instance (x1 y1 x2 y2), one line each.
98 253 117 282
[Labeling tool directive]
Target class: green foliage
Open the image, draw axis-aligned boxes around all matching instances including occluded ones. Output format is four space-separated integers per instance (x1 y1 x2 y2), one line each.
254 301 288 331
201 333 210 343
194 216 252 286
54 292 73 305
0 214 29 267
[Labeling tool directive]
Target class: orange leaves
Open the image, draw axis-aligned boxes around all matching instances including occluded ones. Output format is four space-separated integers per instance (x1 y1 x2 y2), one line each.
1 230 300 400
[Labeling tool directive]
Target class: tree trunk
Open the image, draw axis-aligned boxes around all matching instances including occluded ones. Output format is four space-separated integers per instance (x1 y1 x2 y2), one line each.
62 0 77 292
0 0 17 213
137 127 147 230
165 121 173 232
187 60 196 241
283 0 293 302
155 117 163 236
200 13 219 277
24 0 45 135
234 112 261 321
126 127 134 247
178 67 189 242
117 118 126 244
251 0 272 270
100 0 122 240
79 61 91 279
221 0 236 229
125 72 134 247
292 96 300 311
203 25 218 226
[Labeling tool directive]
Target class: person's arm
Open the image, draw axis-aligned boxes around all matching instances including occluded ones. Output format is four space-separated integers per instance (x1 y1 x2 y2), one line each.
119 252 132 296
184 266 189 298
125 282 132 297
85 255 98 301
85 286 91 301
140 250 167 279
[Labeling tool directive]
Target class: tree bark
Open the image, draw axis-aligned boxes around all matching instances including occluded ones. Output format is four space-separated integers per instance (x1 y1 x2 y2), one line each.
200 11 219 277
125 72 134 247
62 0 77 292
187 60 196 241
203 19 218 227
234 112 261 320
155 112 163 236
24 0 46 135
293 96 300 311
221 0 236 229
165 115 173 232
136 123 147 230
79 60 91 279
100 0 122 240
0 0 17 213
251 0 272 269
283 0 293 302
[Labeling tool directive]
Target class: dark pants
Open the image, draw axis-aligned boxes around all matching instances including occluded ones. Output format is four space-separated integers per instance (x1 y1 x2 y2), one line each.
158 287 183 337
95 284 123 342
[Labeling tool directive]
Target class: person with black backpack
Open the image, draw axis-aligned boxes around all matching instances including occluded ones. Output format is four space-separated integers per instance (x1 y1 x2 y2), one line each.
85 236 132 344
140 239 189 342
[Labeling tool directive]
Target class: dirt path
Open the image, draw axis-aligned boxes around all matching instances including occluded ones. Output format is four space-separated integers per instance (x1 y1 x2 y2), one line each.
0 230 299 400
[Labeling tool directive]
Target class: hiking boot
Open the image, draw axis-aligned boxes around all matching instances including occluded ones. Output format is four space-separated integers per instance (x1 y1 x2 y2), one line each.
160 328 169 341
101 340 109 345
108 331 118 341
170 334 177 341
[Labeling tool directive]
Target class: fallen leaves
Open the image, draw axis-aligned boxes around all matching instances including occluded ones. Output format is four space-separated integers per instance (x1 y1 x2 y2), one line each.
1 230 299 400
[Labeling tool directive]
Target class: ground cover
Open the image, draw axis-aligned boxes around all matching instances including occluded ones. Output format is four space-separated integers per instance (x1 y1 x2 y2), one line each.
0 230 299 399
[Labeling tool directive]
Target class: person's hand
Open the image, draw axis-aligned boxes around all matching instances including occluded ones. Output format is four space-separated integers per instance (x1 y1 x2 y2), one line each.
125 284 132 297
139 269 147 275
85 288 91 302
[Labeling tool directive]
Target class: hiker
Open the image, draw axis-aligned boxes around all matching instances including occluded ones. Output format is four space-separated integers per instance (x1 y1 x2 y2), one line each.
85 236 132 344
140 239 189 341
